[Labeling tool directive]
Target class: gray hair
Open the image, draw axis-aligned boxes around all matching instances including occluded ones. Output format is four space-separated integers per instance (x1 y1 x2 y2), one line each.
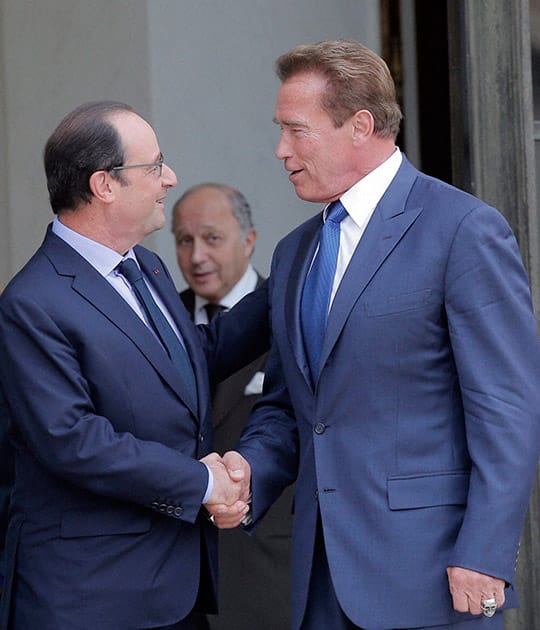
172 183 254 238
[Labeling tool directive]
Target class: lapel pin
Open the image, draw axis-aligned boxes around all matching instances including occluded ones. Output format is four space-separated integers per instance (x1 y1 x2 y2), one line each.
153 268 161 275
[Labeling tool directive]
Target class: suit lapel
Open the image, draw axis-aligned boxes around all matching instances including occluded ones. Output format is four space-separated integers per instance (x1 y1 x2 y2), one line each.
212 361 257 427
319 158 423 377
135 247 205 418
44 232 201 418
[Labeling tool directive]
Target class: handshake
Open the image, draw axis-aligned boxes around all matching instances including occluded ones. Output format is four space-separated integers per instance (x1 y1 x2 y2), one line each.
200 451 251 528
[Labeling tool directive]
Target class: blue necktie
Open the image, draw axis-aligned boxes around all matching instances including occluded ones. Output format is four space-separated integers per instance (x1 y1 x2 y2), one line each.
117 258 197 403
301 200 348 380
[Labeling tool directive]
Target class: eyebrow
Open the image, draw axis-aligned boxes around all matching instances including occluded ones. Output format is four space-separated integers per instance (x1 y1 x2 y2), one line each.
273 117 307 127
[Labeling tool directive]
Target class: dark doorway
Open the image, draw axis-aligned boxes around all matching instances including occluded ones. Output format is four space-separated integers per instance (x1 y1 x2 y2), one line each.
381 1 452 183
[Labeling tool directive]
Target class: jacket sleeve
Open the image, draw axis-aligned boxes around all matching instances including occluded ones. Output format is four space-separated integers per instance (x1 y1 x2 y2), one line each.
0 292 208 524
199 280 271 382
444 204 540 584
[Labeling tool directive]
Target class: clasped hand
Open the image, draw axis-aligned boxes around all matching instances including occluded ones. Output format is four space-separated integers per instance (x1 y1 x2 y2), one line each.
200 451 251 528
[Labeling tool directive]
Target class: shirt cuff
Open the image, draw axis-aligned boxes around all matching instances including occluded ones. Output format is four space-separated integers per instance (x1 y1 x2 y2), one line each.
201 463 214 504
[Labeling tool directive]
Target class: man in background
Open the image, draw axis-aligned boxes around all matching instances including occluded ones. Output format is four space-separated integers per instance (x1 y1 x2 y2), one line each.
172 183 293 630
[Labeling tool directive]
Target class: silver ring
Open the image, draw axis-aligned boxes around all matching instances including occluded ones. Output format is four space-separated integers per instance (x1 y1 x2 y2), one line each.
480 598 497 618
208 514 216 526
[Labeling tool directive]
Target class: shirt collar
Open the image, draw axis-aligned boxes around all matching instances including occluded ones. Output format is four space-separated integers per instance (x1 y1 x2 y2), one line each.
52 217 135 276
194 264 257 314
323 148 403 228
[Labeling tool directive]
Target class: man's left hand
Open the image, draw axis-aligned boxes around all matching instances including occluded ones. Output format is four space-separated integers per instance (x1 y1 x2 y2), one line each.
447 566 505 615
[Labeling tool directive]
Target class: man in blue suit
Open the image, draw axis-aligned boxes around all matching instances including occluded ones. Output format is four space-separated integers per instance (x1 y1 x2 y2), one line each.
212 40 540 629
0 101 263 629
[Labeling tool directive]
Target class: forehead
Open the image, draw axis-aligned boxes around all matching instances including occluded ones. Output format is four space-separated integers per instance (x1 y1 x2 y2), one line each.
110 111 159 157
274 71 328 121
174 189 238 231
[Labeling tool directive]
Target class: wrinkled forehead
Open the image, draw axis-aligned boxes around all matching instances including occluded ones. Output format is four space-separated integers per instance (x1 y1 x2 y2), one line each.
174 190 238 232
274 72 329 119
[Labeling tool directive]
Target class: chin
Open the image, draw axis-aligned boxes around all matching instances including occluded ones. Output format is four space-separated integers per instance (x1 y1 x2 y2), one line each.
293 185 317 202
296 188 334 204
293 188 308 201
193 283 215 299
296 191 319 203
152 215 166 232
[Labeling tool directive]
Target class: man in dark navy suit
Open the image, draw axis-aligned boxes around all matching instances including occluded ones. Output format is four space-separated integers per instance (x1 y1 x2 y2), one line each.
0 101 266 630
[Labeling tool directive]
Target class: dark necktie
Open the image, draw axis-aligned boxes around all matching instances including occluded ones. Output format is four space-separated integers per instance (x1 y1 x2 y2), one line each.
117 258 197 402
203 302 226 322
301 200 348 380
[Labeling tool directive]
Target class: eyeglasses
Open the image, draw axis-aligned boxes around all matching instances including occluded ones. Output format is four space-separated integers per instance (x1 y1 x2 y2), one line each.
109 152 164 177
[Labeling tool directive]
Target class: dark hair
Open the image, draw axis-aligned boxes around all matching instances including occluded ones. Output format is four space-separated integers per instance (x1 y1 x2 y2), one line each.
43 100 134 214
276 39 402 139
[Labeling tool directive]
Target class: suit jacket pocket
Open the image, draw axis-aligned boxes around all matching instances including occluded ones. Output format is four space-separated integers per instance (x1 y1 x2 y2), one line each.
365 289 439 317
387 471 470 510
60 507 152 538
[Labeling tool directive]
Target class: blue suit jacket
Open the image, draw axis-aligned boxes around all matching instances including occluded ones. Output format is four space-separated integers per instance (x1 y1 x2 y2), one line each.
0 227 268 630
238 157 540 630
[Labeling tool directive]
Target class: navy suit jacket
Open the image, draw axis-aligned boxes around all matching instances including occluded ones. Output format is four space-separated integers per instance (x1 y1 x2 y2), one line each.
238 157 540 629
0 227 268 630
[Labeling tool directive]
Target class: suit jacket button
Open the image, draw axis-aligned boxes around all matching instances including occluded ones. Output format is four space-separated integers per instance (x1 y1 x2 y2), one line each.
174 507 183 517
199 433 204 443
314 422 326 434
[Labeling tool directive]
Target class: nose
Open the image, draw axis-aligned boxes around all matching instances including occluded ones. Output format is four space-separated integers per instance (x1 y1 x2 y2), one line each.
275 131 291 160
190 238 208 265
161 162 178 188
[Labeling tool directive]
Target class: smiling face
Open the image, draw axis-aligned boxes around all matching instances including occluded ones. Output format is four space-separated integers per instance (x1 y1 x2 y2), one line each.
274 72 363 203
173 187 256 303
107 111 177 246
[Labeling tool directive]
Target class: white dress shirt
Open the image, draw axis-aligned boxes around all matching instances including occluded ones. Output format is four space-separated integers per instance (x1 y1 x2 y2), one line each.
52 218 185 344
328 148 403 307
